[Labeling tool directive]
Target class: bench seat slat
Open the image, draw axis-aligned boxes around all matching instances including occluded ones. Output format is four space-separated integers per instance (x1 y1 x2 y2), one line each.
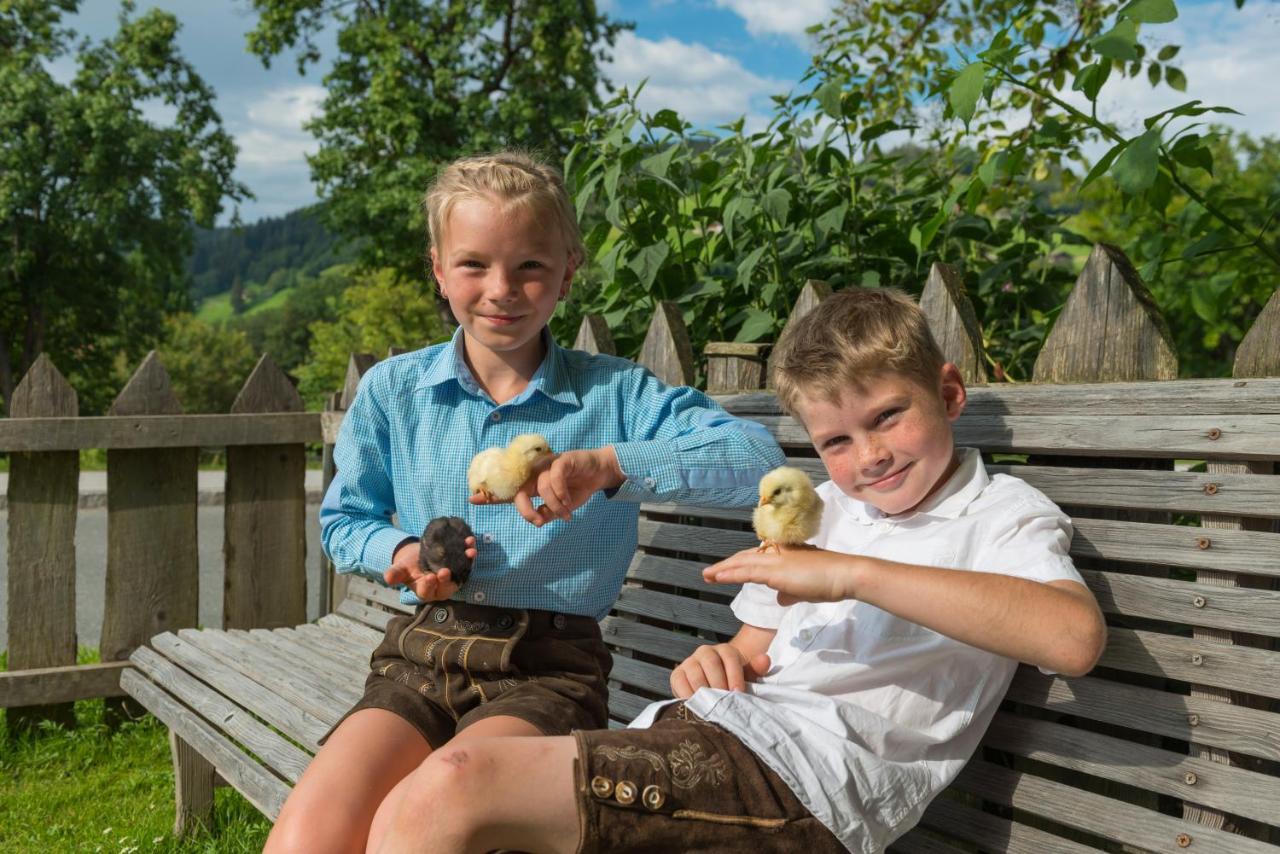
120 668 291 821
600 616 708 664
317 613 384 646
613 587 739 637
242 628 366 690
609 653 674 698
625 553 741 598
983 711 1280 825
1007 668 1280 764
336 598 395 632
176 629 346 726
221 629 362 711
293 623 376 671
952 759 1279 854
918 795 1103 854
607 686 656 723
1081 568 1280 633
889 829 975 854
752 414 1280 460
1100 628 1280 701
130 646 312 783
148 632 330 749
348 576 414 614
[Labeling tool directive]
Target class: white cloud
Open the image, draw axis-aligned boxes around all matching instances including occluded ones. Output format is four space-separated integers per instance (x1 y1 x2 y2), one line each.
604 31 787 127
712 0 835 41
234 85 325 167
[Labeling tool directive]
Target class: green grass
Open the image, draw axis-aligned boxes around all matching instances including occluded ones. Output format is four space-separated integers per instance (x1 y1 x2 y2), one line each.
195 286 294 325
1 693 272 852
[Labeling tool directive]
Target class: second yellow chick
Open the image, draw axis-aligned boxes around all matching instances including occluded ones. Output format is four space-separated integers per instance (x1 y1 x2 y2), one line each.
753 466 822 553
468 433 556 502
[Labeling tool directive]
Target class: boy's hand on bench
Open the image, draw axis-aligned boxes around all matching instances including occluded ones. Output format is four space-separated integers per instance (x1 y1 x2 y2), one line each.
384 538 475 601
705 545 855 606
671 642 771 700
476 447 624 527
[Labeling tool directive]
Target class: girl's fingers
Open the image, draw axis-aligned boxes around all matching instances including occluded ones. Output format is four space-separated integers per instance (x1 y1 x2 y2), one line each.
671 669 693 700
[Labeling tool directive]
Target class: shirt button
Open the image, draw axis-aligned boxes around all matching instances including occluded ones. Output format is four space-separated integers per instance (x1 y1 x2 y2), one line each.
471 591 486 603
643 476 656 489
490 411 502 422
482 532 496 544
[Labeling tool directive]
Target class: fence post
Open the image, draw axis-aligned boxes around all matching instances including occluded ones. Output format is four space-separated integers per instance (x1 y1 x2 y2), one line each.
1182 286 1280 835
705 343 769 394
317 389 342 617
5 355 79 730
574 314 616 355
328 353 378 611
223 355 307 629
768 280 831 388
101 351 198 721
638 302 695 387
920 262 988 385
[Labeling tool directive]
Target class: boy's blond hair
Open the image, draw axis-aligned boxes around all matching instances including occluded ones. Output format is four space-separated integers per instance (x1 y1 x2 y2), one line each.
772 287 945 414
423 151 585 266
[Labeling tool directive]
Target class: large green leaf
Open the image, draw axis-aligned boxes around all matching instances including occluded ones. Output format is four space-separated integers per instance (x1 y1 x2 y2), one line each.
734 308 775 343
627 242 670 290
1072 60 1112 102
639 145 679 181
736 246 768 288
1092 19 1139 61
949 62 986 127
761 188 792 226
1111 128 1162 194
1119 0 1178 24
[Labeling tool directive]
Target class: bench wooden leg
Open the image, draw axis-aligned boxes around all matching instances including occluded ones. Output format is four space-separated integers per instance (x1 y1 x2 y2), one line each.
170 731 215 836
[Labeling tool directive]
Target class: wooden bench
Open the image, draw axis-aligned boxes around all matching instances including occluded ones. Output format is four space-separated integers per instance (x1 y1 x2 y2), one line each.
121 374 1280 853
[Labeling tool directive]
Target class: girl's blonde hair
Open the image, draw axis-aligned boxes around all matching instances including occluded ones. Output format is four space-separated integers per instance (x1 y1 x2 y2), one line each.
423 151 585 266
772 287 945 414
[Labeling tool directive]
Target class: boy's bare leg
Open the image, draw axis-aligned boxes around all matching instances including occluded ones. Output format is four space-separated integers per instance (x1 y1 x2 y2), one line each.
374 730 581 854
367 715 546 853
265 708 432 854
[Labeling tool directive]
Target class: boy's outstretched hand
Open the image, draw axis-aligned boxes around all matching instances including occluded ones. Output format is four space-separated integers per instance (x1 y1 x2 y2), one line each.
472 447 625 527
704 545 856 606
671 642 771 699
384 538 476 601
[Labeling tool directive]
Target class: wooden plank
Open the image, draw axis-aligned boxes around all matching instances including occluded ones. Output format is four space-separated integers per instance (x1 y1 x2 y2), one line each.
767 279 831 390
317 613 384 647
705 342 769 394
225 355 307 630
918 795 1103 854
987 464 1280 518
318 390 341 616
953 759 1280 854
242 629 365 694
101 354 198 676
6 354 79 728
130 646 312 783
293 624 376 672
1081 568 1280 633
170 732 215 837
120 669 291 821
719 377 1280 418
920 262 987 385
890 829 974 854
1006 669 1280 764
1099 628 1280 701
348 576 413 613
0 662 128 707
639 511 1280 578
147 633 329 750
216 629 361 712
982 711 1280 826
606 686 656 723
599 615 708 664
609 653 674 698
613 587 739 636
573 314 616 356
750 413 1280 460
175 629 346 727
625 553 742 598
335 598 395 632
638 301 695 387
0 411 321 451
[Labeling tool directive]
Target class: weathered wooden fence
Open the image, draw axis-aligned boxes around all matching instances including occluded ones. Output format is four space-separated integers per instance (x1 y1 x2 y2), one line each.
4 238 1278 822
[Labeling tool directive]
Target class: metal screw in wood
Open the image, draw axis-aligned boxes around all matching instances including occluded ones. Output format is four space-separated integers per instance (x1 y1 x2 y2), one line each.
1206 427 1222 440
1203 482 1218 495
1192 596 1206 608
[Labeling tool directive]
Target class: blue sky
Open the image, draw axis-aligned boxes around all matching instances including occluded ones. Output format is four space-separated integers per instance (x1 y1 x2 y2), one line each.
64 1 1280 225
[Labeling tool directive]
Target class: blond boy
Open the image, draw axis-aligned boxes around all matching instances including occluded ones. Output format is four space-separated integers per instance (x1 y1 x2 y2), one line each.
369 287 1107 854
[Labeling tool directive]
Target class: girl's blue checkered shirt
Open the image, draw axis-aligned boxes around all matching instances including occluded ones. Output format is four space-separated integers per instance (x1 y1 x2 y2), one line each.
321 328 784 620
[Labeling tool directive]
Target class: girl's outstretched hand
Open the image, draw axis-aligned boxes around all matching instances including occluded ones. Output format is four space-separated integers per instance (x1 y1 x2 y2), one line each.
704 545 858 606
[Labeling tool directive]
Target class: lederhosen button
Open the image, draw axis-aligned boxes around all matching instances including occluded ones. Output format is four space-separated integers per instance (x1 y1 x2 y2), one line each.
496 613 514 631
614 780 637 805
552 613 567 630
642 785 665 810
590 776 614 798
432 607 449 624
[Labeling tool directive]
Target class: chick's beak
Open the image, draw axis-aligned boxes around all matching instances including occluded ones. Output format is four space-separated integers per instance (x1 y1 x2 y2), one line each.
758 494 771 507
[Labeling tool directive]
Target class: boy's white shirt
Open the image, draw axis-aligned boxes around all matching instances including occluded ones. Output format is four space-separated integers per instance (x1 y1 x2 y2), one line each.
629 448 1084 854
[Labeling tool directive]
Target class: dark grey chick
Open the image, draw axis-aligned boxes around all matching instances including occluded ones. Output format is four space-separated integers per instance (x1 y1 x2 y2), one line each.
419 516 476 586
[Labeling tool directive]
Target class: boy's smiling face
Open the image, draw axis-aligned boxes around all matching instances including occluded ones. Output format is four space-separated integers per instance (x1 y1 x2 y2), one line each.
795 365 967 516
431 194 574 366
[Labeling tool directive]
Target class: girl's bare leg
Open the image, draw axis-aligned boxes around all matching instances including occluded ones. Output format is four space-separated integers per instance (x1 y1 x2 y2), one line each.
265 708 432 854
374 728 581 854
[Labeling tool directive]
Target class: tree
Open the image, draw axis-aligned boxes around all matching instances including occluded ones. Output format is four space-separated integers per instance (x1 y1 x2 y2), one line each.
0 0 247 414
246 0 628 281
157 314 259 414
294 268 449 408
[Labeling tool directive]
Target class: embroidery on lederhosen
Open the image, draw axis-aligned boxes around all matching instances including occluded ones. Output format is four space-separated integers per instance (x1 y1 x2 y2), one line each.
455 619 490 634
592 740 727 790
459 637 489 703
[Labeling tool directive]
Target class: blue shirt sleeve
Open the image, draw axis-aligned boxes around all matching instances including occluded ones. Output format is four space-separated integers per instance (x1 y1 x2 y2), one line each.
610 367 784 506
319 367 414 581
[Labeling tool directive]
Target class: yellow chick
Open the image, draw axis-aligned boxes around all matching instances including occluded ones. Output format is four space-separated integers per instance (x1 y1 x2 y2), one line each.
752 466 822 554
467 433 556 502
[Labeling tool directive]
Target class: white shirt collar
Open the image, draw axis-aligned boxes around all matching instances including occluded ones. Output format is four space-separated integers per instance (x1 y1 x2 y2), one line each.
833 447 989 525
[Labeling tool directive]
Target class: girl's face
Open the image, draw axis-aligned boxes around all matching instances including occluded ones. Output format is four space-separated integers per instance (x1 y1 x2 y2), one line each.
795 366 967 516
431 195 575 367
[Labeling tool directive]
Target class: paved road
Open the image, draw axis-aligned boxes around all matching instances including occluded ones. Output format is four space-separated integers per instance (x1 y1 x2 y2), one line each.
0 472 325 653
